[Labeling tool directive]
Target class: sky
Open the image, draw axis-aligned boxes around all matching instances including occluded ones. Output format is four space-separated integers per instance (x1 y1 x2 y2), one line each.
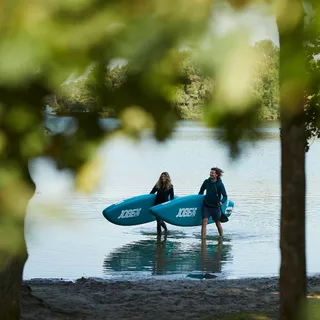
211 3 279 45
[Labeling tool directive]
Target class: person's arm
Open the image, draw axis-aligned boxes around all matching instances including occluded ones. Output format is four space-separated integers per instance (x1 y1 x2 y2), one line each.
169 187 174 200
220 183 227 204
198 181 206 195
150 186 158 194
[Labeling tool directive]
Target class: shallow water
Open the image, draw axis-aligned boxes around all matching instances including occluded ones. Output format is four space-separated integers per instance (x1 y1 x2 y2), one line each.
24 119 320 280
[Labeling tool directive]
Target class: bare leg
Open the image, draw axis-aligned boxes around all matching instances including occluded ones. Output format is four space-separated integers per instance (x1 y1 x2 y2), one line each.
201 218 208 239
215 221 223 237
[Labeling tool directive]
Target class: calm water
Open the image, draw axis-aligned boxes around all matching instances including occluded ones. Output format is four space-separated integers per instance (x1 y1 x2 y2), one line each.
23 119 320 280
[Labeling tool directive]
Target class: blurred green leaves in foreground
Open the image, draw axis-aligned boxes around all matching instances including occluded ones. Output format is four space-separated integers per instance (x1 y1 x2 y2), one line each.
1 0 320 272
0 0 213 262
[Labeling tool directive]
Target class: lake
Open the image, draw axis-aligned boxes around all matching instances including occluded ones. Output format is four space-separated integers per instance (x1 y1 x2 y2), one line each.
23 119 320 280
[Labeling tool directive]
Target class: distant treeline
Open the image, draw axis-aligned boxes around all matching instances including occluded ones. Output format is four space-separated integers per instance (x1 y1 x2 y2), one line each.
46 40 280 121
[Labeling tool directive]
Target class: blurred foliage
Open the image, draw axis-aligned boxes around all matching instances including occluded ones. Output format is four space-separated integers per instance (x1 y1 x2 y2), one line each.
45 65 127 117
0 0 319 254
0 0 319 251
304 10 320 152
0 0 215 174
253 40 280 120
47 40 280 122
0 0 214 272
0 0 320 318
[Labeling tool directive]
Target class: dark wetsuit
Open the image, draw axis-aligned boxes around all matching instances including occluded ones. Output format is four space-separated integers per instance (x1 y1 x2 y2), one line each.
150 186 174 233
199 178 227 222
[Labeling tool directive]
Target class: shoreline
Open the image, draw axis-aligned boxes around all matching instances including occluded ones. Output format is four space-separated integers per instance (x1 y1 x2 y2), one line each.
22 275 320 320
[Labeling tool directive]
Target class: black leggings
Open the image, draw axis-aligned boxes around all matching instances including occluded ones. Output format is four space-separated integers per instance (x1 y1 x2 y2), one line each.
156 218 167 233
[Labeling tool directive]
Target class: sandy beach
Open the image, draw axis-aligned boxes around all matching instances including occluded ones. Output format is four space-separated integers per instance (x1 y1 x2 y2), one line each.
21 276 320 320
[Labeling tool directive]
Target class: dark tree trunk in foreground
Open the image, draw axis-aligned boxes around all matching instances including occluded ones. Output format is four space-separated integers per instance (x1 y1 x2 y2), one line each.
0 241 28 320
277 1 307 319
0 169 35 320
0 100 40 319
280 110 307 320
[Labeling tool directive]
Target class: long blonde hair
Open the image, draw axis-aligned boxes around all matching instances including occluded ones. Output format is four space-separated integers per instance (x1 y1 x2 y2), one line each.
155 172 173 190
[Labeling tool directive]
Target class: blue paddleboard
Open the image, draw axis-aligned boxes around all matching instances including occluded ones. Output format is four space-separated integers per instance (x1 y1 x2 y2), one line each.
102 194 157 226
149 195 234 227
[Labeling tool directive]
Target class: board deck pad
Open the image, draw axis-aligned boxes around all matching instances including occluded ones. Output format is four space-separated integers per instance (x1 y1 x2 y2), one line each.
102 194 157 226
149 194 234 227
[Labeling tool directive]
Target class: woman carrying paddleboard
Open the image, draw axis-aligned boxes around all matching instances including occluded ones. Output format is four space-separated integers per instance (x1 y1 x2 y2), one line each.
199 167 227 238
150 172 174 234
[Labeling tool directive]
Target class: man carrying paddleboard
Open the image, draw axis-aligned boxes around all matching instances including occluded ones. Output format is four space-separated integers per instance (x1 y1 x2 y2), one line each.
199 167 227 238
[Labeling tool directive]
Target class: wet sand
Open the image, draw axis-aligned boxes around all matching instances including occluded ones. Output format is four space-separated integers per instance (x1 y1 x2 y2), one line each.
21 276 320 320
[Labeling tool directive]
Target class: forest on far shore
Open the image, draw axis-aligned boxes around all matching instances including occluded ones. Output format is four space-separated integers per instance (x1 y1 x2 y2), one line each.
46 39 280 121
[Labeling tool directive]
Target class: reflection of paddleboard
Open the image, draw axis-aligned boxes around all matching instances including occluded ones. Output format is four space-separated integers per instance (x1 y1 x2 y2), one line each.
104 238 181 274
150 195 234 227
103 237 231 275
102 194 157 226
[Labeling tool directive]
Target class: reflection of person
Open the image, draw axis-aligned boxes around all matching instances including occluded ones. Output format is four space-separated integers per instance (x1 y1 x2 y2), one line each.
150 172 174 234
199 167 227 238
201 237 222 276
153 233 167 275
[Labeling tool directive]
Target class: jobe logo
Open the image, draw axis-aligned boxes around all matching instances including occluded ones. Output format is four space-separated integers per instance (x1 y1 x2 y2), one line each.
118 208 142 219
176 207 197 218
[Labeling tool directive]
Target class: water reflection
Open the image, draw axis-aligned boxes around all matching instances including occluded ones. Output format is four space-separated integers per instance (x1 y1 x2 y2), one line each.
186 237 224 279
153 234 169 275
103 235 232 278
202 237 223 273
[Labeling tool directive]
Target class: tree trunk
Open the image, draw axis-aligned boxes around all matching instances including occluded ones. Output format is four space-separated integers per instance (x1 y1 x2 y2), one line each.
0 240 28 320
0 159 35 320
277 1 307 319
0 168 35 319
280 115 307 320
0 80 49 319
